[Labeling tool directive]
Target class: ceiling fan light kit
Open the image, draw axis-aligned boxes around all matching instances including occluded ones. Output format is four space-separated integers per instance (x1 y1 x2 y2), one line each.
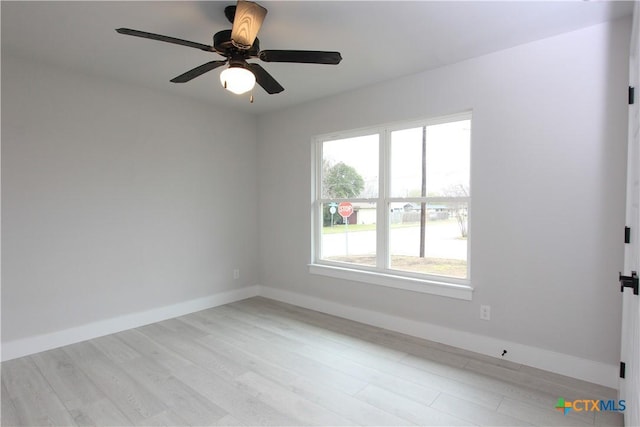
220 65 256 95
116 0 342 103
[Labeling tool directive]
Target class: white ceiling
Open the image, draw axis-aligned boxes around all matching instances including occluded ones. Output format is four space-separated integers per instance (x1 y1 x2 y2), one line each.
1 1 634 115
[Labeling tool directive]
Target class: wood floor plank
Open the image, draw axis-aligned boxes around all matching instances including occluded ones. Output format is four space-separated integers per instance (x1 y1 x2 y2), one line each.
291 341 443 407
224 304 409 370
285 374 416 426
466 358 603 401
230 298 409 362
136 322 249 381
194 306 315 349
226 300 502 411
355 325 471 369
1 380 21 426
157 317 211 340
223 302 506 411
194 327 300 385
517 364 618 400
594 410 625 426
30 348 134 426
62 341 168 424
89 333 141 364
190 314 371 396
348 349 505 410
214 414 246 426
234 370 355 425
195 329 416 426
355 384 472 426
171 363 302 426
236 330 368 396
2 297 616 427
67 397 133 426
401 351 578 413
30 348 106 410
227 299 403 359
2 357 78 426
117 355 230 426
432 393 534 426
114 328 193 373
224 301 411 364
135 409 189 426
463 358 611 414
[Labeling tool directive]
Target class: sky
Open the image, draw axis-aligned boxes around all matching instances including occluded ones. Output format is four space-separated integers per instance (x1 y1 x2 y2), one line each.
322 119 470 199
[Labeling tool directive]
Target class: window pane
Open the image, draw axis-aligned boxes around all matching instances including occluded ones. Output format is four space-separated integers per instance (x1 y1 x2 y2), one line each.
390 127 423 198
389 202 468 278
321 202 376 267
390 120 470 198
426 120 471 197
322 135 379 199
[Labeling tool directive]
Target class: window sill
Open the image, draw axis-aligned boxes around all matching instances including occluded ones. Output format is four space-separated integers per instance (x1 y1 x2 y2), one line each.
308 263 473 300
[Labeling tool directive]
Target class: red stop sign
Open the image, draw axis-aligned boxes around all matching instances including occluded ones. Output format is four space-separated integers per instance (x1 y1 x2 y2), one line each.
338 202 353 218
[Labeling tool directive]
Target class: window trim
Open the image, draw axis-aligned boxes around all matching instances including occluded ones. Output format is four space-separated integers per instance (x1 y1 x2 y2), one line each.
310 112 473 300
308 263 473 300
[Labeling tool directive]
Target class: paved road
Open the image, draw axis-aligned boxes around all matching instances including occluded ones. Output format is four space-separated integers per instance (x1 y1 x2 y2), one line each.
321 222 467 260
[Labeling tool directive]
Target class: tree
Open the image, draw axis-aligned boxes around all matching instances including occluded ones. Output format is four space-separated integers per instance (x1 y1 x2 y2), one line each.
322 162 364 226
323 162 364 199
443 184 469 238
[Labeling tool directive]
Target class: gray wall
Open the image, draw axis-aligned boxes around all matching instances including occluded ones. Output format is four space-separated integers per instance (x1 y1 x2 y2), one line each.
1 54 259 342
257 18 630 366
1 17 631 371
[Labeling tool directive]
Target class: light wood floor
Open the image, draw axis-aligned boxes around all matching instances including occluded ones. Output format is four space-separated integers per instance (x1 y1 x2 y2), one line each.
1 297 624 426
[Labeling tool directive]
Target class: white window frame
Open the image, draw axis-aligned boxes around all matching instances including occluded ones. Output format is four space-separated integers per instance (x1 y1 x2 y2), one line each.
310 112 473 300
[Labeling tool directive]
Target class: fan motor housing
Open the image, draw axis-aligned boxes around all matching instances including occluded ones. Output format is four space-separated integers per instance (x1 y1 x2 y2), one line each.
214 29 260 57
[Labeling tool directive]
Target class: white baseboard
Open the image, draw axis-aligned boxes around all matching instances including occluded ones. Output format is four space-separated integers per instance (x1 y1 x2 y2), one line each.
258 285 619 389
1 285 260 362
2 283 618 389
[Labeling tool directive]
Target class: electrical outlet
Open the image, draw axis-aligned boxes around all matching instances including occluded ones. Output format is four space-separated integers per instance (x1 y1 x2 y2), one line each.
480 305 491 321
233 269 240 280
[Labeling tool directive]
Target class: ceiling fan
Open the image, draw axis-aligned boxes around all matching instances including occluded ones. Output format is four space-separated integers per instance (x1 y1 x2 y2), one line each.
116 0 342 101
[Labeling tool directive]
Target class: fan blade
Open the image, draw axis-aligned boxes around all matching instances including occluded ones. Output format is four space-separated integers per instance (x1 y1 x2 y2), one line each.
224 5 236 24
170 61 227 83
231 0 267 49
258 50 342 65
116 28 214 52
247 63 284 94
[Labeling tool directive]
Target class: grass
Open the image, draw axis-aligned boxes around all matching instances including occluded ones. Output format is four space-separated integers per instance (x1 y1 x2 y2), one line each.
323 223 377 234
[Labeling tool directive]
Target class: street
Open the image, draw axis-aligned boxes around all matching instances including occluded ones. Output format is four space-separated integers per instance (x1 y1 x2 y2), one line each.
321 220 467 261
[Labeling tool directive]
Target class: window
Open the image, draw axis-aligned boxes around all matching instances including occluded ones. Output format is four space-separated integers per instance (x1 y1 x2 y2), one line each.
311 113 472 300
